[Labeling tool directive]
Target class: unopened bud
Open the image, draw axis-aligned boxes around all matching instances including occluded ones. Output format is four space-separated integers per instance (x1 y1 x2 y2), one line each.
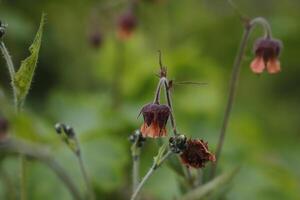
0 21 6 39
169 134 187 154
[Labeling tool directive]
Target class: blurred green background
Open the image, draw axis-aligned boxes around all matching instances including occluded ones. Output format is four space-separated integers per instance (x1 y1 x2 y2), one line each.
0 0 300 199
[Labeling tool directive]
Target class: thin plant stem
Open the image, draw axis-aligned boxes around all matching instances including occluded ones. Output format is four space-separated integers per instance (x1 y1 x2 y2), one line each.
0 42 17 105
19 155 26 200
185 167 195 188
250 17 272 38
195 169 203 186
227 0 248 21
77 154 95 200
153 77 165 104
0 164 17 200
0 41 27 200
130 151 173 200
210 26 252 179
211 17 273 178
131 136 141 193
132 152 140 192
163 79 178 135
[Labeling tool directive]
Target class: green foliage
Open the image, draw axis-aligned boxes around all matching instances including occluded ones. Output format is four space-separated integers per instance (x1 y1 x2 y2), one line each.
13 13 45 109
0 1 299 200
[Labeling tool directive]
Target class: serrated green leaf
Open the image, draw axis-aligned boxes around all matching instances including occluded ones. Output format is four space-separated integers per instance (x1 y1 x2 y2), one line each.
13 13 45 108
180 167 240 200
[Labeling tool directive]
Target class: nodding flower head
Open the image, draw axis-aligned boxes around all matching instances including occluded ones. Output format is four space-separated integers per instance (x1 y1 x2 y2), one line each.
180 139 215 168
250 37 282 74
140 103 170 138
0 117 9 141
117 11 137 40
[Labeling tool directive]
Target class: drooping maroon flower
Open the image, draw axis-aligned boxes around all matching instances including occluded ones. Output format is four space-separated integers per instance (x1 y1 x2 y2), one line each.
0 117 8 141
250 37 282 74
140 103 170 138
117 11 137 40
180 139 215 168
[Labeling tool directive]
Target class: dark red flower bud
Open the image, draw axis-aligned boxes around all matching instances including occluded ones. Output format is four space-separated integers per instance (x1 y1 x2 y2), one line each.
88 28 103 49
250 37 282 74
180 139 215 168
0 117 9 141
117 11 137 40
140 103 170 138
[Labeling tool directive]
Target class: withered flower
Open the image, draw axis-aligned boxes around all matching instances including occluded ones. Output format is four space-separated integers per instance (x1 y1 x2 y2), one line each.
250 37 282 74
180 139 215 168
0 117 9 141
140 103 170 138
117 11 137 40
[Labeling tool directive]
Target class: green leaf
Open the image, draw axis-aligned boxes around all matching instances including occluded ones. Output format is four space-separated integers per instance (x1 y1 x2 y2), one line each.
13 13 45 108
180 167 240 200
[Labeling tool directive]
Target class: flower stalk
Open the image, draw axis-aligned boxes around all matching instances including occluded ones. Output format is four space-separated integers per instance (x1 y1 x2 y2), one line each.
163 79 178 135
211 17 274 178
0 42 18 110
130 150 173 200
55 123 94 200
130 130 145 192
0 40 27 199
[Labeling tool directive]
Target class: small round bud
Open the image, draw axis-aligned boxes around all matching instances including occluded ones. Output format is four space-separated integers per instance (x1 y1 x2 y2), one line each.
54 123 63 134
169 134 187 154
0 21 6 39
64 126 75 138
129 130 146 148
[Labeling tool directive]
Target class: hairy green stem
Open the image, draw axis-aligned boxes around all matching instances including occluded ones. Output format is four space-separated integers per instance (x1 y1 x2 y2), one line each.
211 17 273 178
130 151 173 200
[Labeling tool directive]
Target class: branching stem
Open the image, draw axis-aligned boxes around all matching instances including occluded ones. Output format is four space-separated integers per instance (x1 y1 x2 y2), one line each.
130 151 173 200
131 136 141 193
163 79 178 135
